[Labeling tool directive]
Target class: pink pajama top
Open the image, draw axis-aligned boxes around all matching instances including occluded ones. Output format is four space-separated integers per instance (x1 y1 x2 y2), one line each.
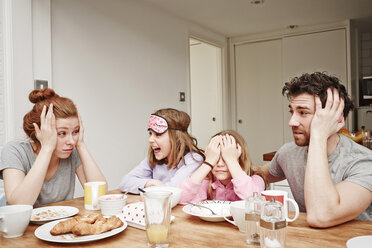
178 173 265 204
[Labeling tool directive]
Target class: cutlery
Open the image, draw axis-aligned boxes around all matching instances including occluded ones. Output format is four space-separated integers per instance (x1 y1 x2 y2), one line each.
138 188 146 193
186 201 217 215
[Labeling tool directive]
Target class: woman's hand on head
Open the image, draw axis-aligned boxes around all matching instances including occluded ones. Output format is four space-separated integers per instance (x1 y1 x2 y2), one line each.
220 134 241 165
33 104 57 152
76 111 85 148
205 135 221 166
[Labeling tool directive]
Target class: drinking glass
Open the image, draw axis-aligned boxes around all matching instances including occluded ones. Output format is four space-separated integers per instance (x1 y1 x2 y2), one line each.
143 191 172 247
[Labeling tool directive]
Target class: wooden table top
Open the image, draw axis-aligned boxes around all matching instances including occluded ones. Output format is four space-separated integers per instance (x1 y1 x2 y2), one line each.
1 190 371 247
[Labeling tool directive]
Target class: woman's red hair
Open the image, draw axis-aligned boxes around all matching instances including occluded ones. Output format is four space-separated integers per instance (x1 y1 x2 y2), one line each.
23 88 77 148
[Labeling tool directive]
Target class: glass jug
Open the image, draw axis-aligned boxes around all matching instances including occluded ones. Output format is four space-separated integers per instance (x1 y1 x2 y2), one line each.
245 192 266 244
260 198 286 248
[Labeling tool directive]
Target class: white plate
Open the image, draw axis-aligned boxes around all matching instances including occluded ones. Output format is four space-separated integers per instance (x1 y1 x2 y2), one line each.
346 235 372 248
34 216 127 243
31 206 79 224
182 200 232 222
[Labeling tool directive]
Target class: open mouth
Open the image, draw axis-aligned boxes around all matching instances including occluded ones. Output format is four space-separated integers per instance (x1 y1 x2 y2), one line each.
153 147 161 153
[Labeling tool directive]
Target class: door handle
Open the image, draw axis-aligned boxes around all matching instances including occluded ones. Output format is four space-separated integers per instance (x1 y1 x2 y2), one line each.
212 117 216 122
238 119 242 124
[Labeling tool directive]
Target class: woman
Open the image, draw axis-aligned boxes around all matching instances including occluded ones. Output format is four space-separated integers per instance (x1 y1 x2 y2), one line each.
0 88 106 206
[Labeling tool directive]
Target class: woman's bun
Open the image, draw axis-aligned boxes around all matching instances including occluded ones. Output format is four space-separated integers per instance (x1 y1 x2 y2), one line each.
29 88 59 104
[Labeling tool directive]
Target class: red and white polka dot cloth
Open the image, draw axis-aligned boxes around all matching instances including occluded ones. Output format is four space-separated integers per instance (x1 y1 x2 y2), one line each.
122 202 146 230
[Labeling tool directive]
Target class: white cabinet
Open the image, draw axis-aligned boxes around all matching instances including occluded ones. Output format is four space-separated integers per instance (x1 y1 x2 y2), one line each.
233 26 349 202
235 39 284 165
234 28 349 165
282 29 348 142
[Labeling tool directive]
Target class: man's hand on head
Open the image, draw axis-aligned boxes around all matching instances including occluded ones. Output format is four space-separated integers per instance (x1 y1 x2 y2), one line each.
310 88 345 139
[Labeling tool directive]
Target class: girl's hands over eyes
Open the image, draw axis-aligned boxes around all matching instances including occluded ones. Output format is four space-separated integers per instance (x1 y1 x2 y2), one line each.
220 134 241 165
33 104 57 152
204 135 221 166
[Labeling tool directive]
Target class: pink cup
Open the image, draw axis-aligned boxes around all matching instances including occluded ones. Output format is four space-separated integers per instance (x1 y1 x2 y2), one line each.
261 190 299 222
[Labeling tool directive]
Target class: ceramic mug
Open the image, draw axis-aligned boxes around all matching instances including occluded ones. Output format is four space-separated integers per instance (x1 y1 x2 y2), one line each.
0 205 33 238
224 200 246 232
84 181 106 210
261 190 299 222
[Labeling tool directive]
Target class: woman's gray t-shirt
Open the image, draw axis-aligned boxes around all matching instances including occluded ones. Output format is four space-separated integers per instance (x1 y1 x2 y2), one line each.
0 140 81 207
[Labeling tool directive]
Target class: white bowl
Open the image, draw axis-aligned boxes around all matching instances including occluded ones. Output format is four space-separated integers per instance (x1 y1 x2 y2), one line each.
140 186 182 208
99 194 127 216
0 205 33 238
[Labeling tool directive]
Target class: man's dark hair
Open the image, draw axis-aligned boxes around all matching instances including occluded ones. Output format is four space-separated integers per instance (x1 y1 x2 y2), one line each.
282 72 354 119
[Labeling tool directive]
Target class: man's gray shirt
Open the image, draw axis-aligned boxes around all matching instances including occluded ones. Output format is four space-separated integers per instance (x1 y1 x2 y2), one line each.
269 134 372 221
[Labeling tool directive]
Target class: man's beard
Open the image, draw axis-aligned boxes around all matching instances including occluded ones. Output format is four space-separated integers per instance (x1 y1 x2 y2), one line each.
292 128 310 146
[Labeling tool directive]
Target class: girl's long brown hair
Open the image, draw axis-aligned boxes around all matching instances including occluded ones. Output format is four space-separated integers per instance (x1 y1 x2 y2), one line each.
148 108 204 169
206 130 268 199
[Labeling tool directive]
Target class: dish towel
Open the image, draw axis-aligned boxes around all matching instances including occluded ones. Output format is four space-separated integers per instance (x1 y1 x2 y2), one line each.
122 202 175 230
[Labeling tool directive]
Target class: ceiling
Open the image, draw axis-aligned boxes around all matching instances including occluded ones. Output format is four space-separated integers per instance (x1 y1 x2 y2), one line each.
143 0 372 37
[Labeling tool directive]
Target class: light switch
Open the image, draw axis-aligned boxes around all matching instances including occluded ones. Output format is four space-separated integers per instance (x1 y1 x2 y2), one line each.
179 92 185 102
34 80 48 90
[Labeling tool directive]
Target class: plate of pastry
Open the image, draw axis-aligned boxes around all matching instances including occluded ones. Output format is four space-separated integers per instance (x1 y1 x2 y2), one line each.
34 213 127 243
31 206 79 224
182 200 232 222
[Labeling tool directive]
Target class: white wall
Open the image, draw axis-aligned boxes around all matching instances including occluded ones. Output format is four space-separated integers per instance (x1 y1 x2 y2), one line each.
12 0 34 140
49 0 226 196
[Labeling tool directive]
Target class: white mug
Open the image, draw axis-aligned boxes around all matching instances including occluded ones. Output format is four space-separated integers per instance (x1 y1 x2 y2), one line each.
224 200 246 232
261 190 299 222
0 205 33 238
84 181 106 210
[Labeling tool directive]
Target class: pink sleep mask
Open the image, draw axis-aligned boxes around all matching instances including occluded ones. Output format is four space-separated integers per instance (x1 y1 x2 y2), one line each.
147 114 187 134
148 114 169 134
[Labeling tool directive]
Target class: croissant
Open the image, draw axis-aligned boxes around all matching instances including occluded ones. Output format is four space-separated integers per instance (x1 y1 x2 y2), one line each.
71 216 124 236
50 213 101 235
50 218 79 235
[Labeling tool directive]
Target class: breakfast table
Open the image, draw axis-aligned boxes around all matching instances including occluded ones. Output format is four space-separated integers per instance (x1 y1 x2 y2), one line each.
1 189 371 248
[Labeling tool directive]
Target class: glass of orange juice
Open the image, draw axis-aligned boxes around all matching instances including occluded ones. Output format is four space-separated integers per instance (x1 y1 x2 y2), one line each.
143 190 172 247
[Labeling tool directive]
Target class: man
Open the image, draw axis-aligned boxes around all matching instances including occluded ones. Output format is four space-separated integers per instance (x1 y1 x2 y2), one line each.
262 72 372 228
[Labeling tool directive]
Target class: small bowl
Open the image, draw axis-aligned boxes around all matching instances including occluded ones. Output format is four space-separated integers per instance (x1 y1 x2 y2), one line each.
140 186 182 208
99 194 127 216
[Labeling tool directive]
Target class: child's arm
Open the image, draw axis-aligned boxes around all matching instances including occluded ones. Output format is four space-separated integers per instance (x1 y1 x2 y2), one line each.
178 177 209 204
119 158 154 194
163 153 203 187
232 174 265 200
189 136 221 184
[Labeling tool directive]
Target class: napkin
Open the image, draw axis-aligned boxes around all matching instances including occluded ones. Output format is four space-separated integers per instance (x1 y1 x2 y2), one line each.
122 202 175 230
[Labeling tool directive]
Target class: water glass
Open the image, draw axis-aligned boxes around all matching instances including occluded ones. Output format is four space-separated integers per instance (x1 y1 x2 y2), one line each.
143 190 172 247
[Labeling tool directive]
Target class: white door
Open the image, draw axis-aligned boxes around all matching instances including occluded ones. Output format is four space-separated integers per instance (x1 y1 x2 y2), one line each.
235 39 284 164
282 29 348 142
190 38 222 149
